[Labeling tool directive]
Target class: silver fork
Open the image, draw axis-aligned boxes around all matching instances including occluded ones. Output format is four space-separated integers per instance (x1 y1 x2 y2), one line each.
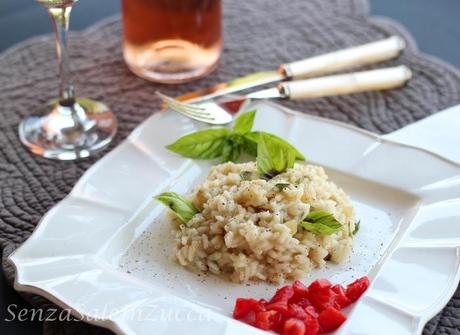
158 65 412 125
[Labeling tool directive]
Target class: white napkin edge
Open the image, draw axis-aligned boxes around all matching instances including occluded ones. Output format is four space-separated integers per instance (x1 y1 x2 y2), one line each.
383 104 460 165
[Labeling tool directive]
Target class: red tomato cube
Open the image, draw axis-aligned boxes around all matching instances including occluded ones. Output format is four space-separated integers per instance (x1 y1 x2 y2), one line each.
292 280 309 301
331 284 352 309
233 298 260 319
267 300 290 314
346 276 370 302
318 307 346 332
308 279 332 292
308 287 336 312
270 285 295 303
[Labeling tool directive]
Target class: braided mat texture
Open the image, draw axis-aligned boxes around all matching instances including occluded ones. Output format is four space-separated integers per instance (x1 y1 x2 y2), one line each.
1 0 460 334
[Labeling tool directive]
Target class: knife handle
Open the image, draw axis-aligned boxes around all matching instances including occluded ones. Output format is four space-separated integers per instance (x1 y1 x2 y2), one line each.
280 36 406 79
279 65 412 100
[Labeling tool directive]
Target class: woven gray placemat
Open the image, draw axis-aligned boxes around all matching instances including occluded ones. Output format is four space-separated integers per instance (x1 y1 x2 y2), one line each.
1 0 460 334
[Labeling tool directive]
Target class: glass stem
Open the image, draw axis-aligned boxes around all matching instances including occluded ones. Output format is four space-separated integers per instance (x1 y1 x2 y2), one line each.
48 5 75 104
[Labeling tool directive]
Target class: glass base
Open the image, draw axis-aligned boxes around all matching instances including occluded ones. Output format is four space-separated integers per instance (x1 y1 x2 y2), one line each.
123 39 222 84
127 58 219 84
19 98 117 161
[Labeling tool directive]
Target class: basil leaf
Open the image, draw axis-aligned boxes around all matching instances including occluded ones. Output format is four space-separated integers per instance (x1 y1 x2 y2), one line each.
244 131 305 160
305 210 334 223
300 221 342 235
274 183 290 191
257 132 296 177
166 128 230 159
233 110 256 134
154 192 198 224
300 210 342 235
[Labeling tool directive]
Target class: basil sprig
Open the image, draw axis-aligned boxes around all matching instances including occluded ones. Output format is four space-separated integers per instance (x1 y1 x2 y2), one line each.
166 110 305 176
300 210 342 235
154 192 198 224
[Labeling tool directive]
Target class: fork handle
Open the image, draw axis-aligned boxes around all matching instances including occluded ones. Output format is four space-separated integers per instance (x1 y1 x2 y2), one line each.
279 65 412 100
280 36 405 79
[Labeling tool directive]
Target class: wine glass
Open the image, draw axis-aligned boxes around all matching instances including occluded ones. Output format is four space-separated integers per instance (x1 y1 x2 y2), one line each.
19 0 117 160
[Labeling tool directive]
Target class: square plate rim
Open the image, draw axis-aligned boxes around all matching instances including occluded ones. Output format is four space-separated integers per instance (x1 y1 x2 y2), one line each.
7 101 460 335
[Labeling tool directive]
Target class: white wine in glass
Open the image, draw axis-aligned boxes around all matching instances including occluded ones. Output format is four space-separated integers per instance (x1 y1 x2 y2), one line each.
19 0 117 160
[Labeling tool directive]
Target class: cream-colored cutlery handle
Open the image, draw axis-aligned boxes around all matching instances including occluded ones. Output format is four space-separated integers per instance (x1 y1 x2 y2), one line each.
280 65 412 100
280 36 406 79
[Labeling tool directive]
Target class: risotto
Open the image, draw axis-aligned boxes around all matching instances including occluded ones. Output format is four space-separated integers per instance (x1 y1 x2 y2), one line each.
171 161 356 283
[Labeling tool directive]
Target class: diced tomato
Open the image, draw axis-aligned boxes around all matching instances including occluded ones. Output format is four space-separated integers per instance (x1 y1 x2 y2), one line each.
331 284 352 308
233 276 368 335
283 318 306 335
267 300 289 314
270 285 295 303
295 297 312 309
318 307 346 333
308 287 336 312
292 280 309 301
233 298 260 319
255 310 279 330
304 313 320 335
288 303 308 320
308 279 332 292
304 306 319 318
346 276 370 302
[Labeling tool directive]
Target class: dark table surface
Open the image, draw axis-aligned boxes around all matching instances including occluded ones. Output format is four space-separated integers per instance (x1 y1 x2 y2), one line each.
1 0 459 334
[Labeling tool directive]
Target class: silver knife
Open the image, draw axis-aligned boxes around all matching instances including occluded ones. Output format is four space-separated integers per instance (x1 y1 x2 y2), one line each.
176 36 406 103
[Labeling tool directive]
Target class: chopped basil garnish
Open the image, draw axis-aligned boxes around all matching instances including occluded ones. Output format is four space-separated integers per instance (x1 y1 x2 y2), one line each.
154 192 198 224
274 183 291 192
240 170 260 181
299 210 342 235
352 220 360 236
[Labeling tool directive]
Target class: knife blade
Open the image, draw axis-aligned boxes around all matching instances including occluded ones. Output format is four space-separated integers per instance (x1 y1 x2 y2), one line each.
176 71 283 103
176 36 406 104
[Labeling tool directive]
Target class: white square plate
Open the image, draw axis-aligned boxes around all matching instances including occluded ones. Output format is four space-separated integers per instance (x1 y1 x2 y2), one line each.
9 102 460 335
